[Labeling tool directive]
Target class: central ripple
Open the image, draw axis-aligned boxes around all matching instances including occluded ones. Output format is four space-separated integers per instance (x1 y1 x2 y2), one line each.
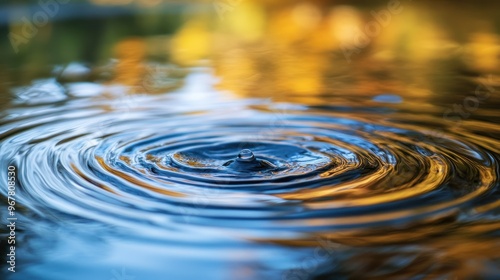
223 149 277 172
151 141 336 183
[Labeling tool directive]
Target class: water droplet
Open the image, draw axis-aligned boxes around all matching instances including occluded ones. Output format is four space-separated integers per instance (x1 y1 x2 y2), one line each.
237 149 255 162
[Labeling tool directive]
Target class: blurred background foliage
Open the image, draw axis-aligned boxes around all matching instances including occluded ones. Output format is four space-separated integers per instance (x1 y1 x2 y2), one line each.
1 0 499 104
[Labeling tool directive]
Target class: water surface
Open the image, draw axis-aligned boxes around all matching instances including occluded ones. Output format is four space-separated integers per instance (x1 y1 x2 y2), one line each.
1 1 499 279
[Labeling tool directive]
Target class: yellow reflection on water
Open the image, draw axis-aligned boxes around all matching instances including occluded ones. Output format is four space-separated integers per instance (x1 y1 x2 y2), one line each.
171 19 211 65
113 38 147 88
141 1 498 106
468 31 499 71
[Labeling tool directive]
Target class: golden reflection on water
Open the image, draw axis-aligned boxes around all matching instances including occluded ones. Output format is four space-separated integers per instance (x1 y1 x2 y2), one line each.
140 1 499 106
113 38 147 88
5 0 499 105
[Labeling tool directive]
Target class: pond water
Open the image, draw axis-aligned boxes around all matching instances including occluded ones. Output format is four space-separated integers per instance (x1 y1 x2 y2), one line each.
1 1 499 279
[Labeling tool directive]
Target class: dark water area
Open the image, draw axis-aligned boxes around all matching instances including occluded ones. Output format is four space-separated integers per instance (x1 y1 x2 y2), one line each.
1 1 500 279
